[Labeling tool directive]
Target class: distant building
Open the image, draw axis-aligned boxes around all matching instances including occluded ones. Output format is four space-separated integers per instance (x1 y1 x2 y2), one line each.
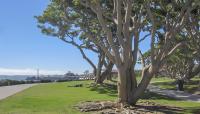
26 76 41 82
26 75 64 82
64 72 75 77
63 72 80 80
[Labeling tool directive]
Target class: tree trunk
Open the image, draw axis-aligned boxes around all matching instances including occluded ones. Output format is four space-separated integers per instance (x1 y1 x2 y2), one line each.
177 79 184 91
95 53 105 84
95 62 114 84
186 64 200 80
118 65 157 105
102 62 114 81
131 66 155 103
95 70 103 84
95 66 103 84
117 65 137 105
93 69 97 79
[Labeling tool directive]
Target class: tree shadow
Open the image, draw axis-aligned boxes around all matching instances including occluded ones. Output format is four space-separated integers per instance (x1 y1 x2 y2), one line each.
109 79 118 83
141 91 178 101
183 107 200 114
153 79 200 94
87 83 200 114
187 80 200 85
88 83 118 97
88 83 180 100
152 81 176 87
140 91 200 114
138 92 182 114
135 104 183 114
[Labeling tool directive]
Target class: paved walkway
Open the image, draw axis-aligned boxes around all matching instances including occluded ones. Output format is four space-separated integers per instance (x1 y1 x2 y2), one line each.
0 84 37 100
148 85 200 102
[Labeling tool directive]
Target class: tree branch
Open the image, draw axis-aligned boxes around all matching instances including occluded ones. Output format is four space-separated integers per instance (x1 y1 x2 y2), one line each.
138 49 145 68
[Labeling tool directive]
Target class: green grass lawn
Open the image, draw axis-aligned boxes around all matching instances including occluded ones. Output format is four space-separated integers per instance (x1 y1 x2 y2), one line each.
0 80 200 114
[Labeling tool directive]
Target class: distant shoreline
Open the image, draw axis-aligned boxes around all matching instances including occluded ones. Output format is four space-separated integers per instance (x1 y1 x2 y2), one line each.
0 75 29 81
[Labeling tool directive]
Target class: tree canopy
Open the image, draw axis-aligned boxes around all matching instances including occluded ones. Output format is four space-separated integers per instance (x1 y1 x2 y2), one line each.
37 0 200 105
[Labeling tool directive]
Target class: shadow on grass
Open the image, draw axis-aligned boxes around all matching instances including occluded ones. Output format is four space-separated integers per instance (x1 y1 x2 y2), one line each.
88 83 178 101
183 107 200 114
139 92 184 114
153 79 200 94
109 79 118 83
152 81 175 87
141 91 200 114
88 83 200 114
187 80 200 85
141 91 178 101
153 79 199 86
88 83 117 97
185 80 200 94
135 104 183 114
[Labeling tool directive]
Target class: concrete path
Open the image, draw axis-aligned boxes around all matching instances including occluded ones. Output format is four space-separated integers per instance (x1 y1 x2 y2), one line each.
148 85 200 102
0 84 37 100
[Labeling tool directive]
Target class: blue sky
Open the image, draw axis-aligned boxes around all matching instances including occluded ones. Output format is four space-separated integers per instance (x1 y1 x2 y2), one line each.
0 0 150 75
0 0 98 75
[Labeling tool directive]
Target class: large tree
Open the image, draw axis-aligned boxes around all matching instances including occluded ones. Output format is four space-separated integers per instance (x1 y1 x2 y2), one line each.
38 0 198 105
159 45 200 80
159 2 200 80
159 12 200 81
36 1 113 84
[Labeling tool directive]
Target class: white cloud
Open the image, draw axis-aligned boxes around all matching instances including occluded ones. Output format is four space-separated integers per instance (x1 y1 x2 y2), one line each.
0 68 65 75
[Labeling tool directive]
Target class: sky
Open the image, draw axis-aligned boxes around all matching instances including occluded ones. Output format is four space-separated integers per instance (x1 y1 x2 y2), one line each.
0 0 99 75
0 0 150 75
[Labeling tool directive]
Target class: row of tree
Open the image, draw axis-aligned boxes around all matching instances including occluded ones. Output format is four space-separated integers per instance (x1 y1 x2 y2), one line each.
36 0 199 105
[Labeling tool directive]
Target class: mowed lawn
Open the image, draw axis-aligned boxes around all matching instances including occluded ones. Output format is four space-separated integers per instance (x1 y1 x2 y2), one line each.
0 81 116 114
0 80 200 114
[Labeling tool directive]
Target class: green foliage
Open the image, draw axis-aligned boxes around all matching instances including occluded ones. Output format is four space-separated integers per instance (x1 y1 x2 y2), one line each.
35 0 101 51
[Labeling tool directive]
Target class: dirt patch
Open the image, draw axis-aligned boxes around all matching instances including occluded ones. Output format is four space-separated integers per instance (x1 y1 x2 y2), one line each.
75 101 183 114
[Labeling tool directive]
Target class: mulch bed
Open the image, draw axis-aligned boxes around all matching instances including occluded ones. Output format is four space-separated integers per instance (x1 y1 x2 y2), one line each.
74 101 183 114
